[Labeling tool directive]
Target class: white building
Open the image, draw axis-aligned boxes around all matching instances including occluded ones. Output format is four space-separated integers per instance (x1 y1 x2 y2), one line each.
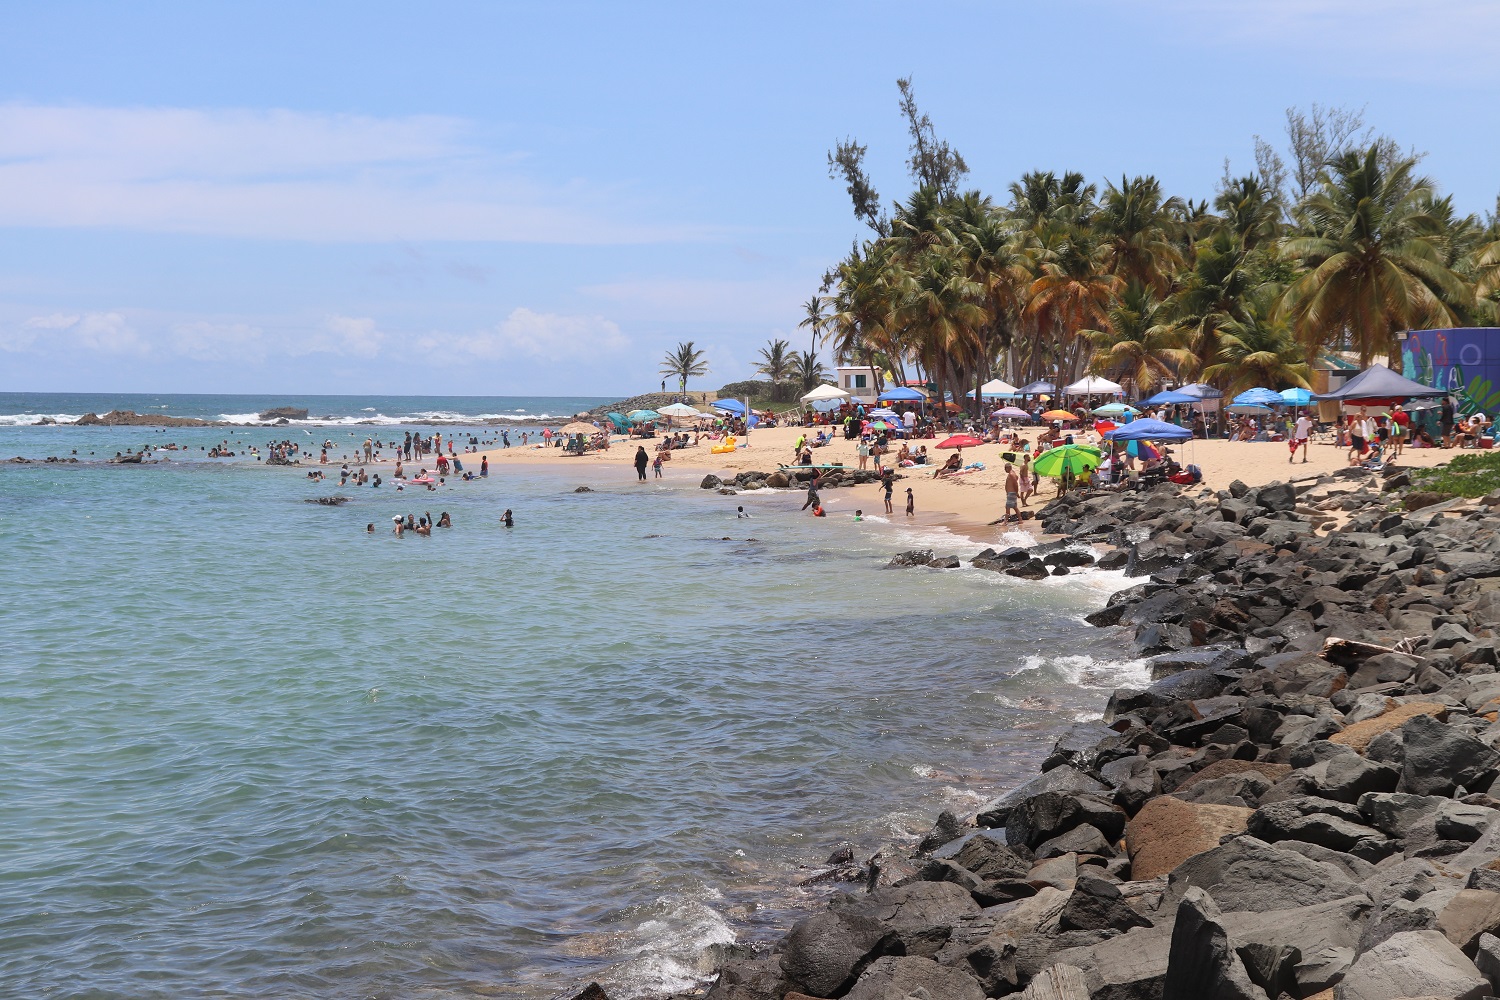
835 365 880 402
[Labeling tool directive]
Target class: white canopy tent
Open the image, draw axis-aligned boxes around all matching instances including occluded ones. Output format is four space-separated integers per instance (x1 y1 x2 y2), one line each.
800 383 852 403
1064 375 1124 395
980 378 1019 397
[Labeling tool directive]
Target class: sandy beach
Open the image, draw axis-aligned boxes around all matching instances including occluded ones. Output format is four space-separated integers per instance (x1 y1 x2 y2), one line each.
428 423 1464 544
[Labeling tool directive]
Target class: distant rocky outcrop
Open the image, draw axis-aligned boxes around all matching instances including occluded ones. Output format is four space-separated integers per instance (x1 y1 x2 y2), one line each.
73 410 210 427
257 407 308 421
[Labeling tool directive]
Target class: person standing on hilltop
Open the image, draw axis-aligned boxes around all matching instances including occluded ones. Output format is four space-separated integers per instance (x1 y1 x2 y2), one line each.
634 446 650 481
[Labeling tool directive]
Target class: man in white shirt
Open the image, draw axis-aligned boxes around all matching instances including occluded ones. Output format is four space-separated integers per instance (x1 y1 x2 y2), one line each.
902 409 916 432
1291 412 1312 464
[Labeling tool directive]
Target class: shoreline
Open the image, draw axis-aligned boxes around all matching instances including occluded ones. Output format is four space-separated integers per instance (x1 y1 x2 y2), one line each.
686 462 1500 1000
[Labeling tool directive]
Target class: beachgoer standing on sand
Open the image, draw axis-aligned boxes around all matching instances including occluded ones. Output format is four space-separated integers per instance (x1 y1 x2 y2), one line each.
1019 454 1033 506
905 487 914 517
857 439 870 470
1004 463 1020 522
1442 397 1456 448
1291 412 1311 464
634 446 649 481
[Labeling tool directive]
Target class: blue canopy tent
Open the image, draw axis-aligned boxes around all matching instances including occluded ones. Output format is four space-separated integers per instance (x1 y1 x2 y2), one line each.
709 398 760 426
1232 387 1286 407
1140 390 1197 406
877 386 927 402
1017 380 1057 396
1175 383 1224 400
1103 418 1194 442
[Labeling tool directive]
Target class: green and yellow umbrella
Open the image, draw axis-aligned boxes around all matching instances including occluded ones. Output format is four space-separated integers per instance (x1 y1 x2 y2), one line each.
1031 443 1102 479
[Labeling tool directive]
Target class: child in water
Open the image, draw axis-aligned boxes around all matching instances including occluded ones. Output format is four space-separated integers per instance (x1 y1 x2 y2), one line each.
736 506 750 518
853 510 863 522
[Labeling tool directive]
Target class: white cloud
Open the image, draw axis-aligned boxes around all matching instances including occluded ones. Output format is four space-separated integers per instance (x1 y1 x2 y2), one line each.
415 307 628 362
171 321 267 363
0 105 701 244
11 311 147 355
320 315 384 358
581 277 806 325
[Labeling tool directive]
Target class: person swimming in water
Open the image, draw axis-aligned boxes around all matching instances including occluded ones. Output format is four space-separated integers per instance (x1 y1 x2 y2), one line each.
437 511 451 527
501 508 514 528
392 516 404 536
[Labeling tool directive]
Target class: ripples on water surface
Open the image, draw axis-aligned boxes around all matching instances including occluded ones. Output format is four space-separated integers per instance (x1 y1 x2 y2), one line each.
0 441 1137 998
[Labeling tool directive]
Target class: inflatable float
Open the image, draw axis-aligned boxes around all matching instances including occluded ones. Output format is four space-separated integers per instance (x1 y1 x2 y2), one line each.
710 436 738 455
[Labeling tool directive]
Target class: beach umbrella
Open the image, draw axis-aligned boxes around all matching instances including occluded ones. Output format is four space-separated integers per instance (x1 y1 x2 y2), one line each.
1093 420 1117 435
866 419 895 431
1226 403 1274 415
1279 387 1315 406
1175 383 1224 400
626 408 659 422
1032 444 1102 478
605 411 630 431
994 406 1030 420
1233 387 1285 407
936 434 984 449
868 407 899 418
657 402 701 418
1103 418 1193 442
560 421 598 435
1091 402 1139 417
1040 409 1078 422
1141 389 1197 405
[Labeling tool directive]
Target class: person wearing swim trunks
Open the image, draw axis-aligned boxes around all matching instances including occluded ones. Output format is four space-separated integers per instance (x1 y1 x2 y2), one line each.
1004 463 1020 522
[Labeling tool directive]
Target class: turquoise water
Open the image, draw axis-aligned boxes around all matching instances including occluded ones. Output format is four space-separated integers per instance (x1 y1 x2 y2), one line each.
1 396 1138 998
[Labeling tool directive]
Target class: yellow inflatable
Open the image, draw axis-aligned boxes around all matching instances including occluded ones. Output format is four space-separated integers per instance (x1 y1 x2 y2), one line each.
710 435 738 455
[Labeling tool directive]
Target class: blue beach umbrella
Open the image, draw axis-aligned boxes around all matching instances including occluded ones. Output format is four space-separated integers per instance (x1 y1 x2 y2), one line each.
1279 387 1315 406
1103 418 1193 442
1232 387 1285 407
1140 390 1197 406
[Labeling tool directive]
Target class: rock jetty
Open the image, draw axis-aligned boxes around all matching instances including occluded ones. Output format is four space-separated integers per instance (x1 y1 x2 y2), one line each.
701 466 1500 1000
74 409 210 427
699 467 889 494
257 406 309 421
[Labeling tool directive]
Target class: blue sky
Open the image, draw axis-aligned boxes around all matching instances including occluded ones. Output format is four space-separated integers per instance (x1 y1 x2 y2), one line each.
2 0 1498 396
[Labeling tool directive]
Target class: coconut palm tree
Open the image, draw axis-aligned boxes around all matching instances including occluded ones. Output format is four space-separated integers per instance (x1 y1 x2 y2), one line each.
1096 175 1183 293
1203 286 1312 394
797 296 828 356
1281 146 1467 364
1081 282 1192 394
754 338 794 399
789 351 830 393
660 341 710 396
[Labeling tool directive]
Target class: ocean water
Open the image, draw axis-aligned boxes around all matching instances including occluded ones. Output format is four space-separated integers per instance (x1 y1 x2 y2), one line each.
0 395 1137 999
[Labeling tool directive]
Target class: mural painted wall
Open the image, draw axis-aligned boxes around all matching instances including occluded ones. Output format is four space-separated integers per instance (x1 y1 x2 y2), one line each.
1403 328 1500 417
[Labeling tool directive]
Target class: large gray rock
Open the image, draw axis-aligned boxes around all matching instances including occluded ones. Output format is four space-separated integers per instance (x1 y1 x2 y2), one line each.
1161 887 1268 1000
1475 931 1500 993
1220 894 1372 995
1101 755 1160 815
976 766 1109 828
704 956 792 1000
1436 888 1500 952
1017 964 1090 1000
1163 836 1367 913
1358 792 1446 839
843 956 986 1000
1246 796 1388 853
831 881 980 958
1045 923 1175 1000
1284 742 1399 803
1334 929 1487 1000
778 910 896 996
1057 876 1153 933
1005 792 1125 851
952 833 1030 881
1397 713 1500 797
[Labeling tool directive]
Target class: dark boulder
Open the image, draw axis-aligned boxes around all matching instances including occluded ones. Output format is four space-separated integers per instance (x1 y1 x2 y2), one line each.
1058 876 1153 933
1397 712 1500 796
887 549 935 568
1161 887 1268 1000
1005 792 1126 851
778 910 896 997
976 766 1109 828
843 956 986 1000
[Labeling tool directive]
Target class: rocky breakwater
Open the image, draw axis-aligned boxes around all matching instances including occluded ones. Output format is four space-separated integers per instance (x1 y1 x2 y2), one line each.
701 467 1500 1000
700 467 888 495
73 410 212 427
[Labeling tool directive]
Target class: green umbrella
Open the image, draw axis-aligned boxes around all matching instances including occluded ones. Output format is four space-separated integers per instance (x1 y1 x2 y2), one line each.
1031 444 1102 479
627 409 660 423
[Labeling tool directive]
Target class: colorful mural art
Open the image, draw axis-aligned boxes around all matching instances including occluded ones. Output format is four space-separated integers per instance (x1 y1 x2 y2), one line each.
1403 328 1500 417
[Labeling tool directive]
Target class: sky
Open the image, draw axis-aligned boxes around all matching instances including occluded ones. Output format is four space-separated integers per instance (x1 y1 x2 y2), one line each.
2 0 1499 396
